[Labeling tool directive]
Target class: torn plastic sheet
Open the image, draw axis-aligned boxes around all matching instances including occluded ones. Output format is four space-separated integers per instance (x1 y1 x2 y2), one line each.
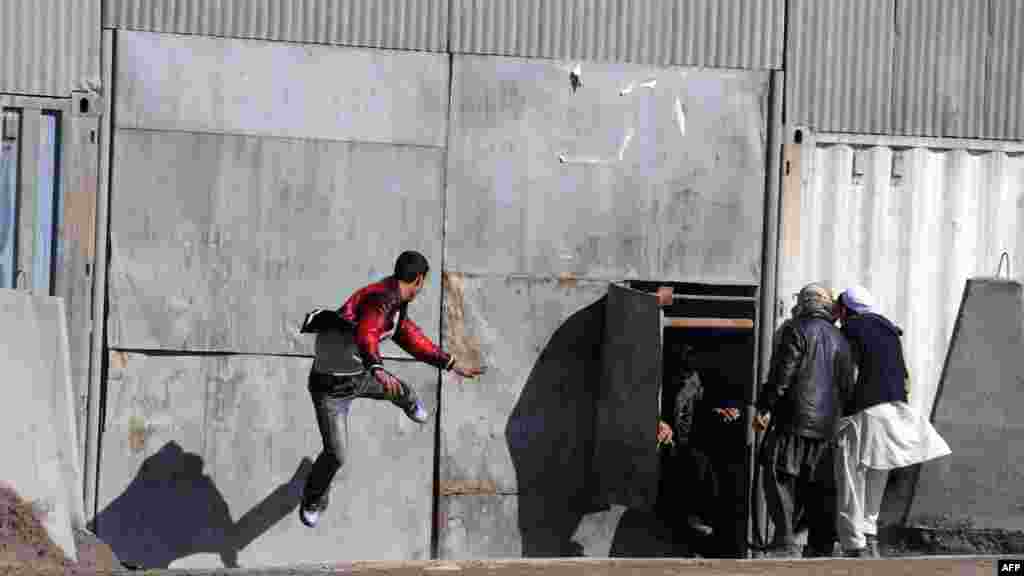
674 98 686 137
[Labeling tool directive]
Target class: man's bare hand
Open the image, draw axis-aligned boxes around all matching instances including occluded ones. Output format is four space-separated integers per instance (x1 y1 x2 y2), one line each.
453 361 486 379
713 407 741 422
753 411 771 432
657 420 674 446
373 368 402 397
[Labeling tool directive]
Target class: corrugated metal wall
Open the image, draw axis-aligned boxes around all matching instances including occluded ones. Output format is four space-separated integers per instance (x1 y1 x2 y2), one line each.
449 0 784 69
891 0 990 138
785 0 896 134
102 0 449 52
986 0 1024 140
0 0 101 97
787 0 1024 141
778 133 1024 429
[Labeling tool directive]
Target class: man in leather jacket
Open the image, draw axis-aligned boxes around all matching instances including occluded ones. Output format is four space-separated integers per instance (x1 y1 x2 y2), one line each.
753 283 854 558
297 251 483 528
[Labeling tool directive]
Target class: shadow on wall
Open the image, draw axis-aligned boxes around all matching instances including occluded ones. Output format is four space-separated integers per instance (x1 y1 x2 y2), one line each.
504 297 606 557
503 296 680 558
91 441 312 569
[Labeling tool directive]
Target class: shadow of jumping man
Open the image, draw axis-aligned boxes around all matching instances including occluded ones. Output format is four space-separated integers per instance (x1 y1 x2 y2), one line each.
91 441 313 569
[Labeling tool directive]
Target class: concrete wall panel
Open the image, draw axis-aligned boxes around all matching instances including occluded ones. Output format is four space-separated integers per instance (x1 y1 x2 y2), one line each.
0 291 81 561
439 273 606 493
94 353 439 568
107 130 443 355
116 31 449 148
439 273 609 557
439 495 522 559
445 56 768 283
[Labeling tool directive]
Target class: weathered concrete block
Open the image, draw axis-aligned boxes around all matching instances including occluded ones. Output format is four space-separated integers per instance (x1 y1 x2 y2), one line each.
116 31 449 147
107 130 443 355
445 56 769 282
0 290 81 561
95 353 439 568
908 278 1024 530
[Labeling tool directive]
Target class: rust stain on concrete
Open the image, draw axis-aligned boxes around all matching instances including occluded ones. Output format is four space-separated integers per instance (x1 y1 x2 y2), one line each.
557 273 578 289
442 271 482 369
109 350 129 371
440 479 498 496
128 415 148 454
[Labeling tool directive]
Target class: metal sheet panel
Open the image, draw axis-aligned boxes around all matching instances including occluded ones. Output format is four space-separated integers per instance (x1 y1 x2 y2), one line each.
107 130 444 355
94 353 437 567
103 0 448 52
0 0 101 97
892 0 990 138
777 136 1024 432
593 283 660 510
786 0 895 134
446 55 768 283
116 31 449 147
449 0 784 70
985 0 1024 140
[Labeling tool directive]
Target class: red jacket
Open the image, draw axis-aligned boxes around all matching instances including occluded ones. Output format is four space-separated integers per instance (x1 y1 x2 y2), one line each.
338 277 453 372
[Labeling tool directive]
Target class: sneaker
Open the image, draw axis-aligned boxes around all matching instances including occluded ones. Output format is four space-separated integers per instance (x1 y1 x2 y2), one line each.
687 515 714 537
299 504 320 528
404 399 429 424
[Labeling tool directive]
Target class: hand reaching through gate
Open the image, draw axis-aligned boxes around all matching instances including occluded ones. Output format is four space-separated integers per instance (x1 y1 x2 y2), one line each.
713 407 741 422
657 420 674 446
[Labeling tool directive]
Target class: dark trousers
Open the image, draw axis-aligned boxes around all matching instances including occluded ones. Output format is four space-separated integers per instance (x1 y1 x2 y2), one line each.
660 444 717 525
760 429 837 552
301 369 420 509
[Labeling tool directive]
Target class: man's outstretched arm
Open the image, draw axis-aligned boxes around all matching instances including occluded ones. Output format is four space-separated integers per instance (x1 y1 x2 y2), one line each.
394 317 454 371
395 317 485 378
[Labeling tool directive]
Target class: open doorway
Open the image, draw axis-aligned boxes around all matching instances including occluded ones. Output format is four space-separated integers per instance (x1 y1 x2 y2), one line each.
657 322 754 558
592 281 758 558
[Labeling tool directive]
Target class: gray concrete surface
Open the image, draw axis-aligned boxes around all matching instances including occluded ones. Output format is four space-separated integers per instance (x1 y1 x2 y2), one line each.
0 290 81 561
445 56 769 282
438 274 609 558
78 556 1002 576
94 353 439 569
116 31 449 148
908 278 1024 530
106 130 443 355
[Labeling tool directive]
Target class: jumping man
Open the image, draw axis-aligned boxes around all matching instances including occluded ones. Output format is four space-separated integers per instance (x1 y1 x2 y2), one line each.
297 250 484 528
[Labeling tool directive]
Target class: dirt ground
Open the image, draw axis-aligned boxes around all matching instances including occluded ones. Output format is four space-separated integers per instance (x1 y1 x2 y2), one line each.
0 483 120 576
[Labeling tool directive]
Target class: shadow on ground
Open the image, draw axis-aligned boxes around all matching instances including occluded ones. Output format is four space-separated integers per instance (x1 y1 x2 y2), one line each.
91 441 312 569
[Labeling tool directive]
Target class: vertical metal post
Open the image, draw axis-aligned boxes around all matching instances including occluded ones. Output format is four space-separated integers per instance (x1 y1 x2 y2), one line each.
84 29 114 523
752 69 785 554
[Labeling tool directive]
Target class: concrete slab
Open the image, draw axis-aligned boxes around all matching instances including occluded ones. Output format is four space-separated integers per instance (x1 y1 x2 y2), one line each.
908 278 1024 530
445 56 769 282
94 353 439 569
0 290 80 561
107 130 443 356
116 31 449 148
438 273 607 497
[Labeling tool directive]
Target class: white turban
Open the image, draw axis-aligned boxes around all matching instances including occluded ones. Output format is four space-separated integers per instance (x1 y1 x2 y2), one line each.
841 285 874 315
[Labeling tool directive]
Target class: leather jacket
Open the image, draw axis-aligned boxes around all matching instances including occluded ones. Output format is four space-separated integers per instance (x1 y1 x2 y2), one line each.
302 277 453 376
758 312 854 439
